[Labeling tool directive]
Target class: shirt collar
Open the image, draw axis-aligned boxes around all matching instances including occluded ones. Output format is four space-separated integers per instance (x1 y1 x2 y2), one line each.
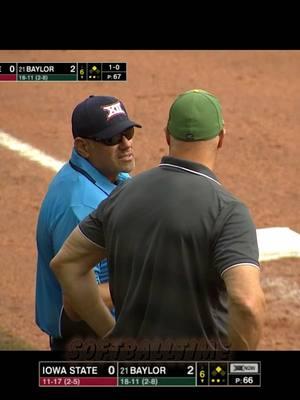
159 156 221 185
70 149 118 193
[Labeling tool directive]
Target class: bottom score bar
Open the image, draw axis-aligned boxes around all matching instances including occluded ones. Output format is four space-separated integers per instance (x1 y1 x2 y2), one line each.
38 361 261 388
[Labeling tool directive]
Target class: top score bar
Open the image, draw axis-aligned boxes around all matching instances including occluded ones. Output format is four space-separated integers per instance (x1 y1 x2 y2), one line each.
0 63 127 82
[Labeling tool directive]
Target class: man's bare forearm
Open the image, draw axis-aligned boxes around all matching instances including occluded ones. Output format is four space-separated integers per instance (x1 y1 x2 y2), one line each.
223 266 265 350
64 282 113 321
51 227 115 338
228 296 265 350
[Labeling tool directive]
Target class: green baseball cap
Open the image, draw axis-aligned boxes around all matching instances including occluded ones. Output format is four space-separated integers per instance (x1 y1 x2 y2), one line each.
167 89 224 141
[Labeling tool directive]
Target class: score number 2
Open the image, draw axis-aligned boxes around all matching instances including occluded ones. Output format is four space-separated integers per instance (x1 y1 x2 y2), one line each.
187 365 194 375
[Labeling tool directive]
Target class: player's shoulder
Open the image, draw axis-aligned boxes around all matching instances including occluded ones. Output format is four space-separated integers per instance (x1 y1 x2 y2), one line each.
216 182 243 205
214 184 252 220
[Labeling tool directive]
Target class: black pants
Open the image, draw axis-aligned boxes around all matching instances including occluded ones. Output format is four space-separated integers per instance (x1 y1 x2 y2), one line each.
50 336 71 351
50 309 97 351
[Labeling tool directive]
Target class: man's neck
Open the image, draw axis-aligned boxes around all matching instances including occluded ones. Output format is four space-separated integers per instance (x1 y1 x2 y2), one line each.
169 150 216 171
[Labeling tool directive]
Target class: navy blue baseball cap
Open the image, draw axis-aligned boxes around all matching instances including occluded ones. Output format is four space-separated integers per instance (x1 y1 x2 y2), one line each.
72 95 142 139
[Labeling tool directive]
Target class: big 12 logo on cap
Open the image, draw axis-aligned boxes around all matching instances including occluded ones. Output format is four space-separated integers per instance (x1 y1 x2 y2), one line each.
102 101 126 120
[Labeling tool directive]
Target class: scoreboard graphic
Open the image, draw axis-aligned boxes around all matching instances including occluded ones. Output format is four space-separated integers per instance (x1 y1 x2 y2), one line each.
0 63 127 82
39 361 261 387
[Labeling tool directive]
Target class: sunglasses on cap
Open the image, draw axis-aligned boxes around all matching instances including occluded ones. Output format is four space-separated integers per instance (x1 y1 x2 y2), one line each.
86 129 134 146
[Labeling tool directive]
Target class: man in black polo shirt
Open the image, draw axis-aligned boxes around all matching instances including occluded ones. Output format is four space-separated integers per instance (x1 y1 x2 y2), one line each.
51 89 265 350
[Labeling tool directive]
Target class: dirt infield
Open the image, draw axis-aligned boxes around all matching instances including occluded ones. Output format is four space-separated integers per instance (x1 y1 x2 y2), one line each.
0 50 299 350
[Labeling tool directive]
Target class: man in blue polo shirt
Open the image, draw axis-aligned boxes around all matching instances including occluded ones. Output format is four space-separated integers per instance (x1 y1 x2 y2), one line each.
35 95 141 350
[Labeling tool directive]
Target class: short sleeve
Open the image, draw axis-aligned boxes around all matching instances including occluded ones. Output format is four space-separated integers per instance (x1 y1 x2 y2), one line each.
78 199 107 248
212 201 260 277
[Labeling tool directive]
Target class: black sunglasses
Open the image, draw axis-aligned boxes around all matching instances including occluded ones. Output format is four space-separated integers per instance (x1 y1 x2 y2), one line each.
87 129 134 146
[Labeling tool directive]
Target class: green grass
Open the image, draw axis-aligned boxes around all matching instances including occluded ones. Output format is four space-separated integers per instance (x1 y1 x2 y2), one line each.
0 328 34 350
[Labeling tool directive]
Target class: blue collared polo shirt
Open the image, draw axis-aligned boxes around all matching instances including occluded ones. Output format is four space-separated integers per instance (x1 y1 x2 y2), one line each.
35 149 129 338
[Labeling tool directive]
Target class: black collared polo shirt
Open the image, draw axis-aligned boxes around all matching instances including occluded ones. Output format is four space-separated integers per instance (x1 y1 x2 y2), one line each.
79 156 259 349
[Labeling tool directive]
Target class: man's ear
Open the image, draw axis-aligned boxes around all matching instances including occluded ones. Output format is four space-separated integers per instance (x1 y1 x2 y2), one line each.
217 128 225 149
165 128 171 146
74 137 90 158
